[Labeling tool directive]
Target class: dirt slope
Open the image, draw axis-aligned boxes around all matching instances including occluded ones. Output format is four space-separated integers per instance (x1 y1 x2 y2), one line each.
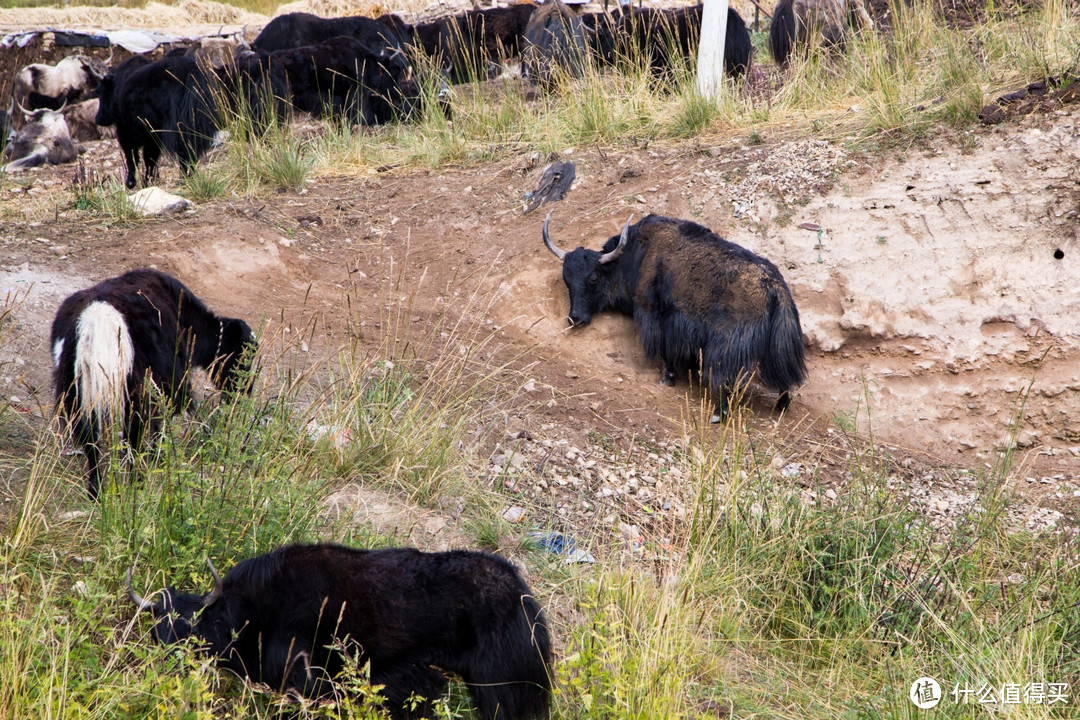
1 100 1077 525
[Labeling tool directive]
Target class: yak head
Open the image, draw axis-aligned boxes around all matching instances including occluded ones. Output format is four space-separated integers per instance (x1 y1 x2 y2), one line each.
214 318 258 395
543 211 631 327
94 76 116 126
126 560 224 645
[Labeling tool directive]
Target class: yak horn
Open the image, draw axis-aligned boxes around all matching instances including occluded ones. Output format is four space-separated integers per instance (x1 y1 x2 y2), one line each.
126 567 154 612
599 215 632 265
542 210 567 261
203 558 223 607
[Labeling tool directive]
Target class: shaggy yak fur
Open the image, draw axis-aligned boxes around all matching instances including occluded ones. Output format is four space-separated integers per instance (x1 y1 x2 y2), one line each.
543 213 807 421
128 544 553 720
51 269 256 498
94 55 219 189
522 0 587 89
254 35 420 125
412 3 537 83
251 11 410 57
613 4 752 81
769 0 874 66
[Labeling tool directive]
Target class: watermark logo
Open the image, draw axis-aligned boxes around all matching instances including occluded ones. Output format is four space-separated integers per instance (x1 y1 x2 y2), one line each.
910 677 942 709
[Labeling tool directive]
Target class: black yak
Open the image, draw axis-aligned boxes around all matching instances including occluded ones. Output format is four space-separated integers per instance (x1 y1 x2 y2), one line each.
11 55 107 130
94 55 219 189
413 3 537 83
1 108 77 171
615 4 752 81
543 213 806 421
93 55 153 128
522 0 588 89
259 35 420 125
252 11 409 58
52 269 256 499
769 0 874 66
127 544 553 720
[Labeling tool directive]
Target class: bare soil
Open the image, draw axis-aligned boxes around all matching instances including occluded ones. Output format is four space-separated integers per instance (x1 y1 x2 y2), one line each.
1 18 1077 538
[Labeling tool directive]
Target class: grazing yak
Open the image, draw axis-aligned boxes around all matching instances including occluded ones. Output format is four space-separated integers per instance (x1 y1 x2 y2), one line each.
543 213 806 421
412 3 537 83
1 108 77 172
769 0 874 66
257 35 420 124
522 0 588 89
52 269 256 499
94 55 219 189
127 544 553 720
11 55 107 130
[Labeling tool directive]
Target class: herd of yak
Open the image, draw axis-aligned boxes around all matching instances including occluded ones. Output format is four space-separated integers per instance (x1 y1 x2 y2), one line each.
2 0 875 183
20 1 865 716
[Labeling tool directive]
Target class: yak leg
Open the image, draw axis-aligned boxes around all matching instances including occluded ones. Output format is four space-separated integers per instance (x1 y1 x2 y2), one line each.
774 391 792 413
83 436 105 500
142 143 162 186
710 387 731 424
660 363 677 387
372 663 447 720
122 143 140 190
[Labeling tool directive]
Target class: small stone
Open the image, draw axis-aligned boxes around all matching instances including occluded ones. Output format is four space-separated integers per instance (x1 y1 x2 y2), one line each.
502 506 526 523
824 488 838 500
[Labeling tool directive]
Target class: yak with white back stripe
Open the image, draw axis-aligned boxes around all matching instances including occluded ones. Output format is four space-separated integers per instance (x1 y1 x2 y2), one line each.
543 212 807 421
51 269 257 498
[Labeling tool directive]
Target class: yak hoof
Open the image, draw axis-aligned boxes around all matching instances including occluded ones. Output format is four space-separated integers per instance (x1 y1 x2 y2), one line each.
774 392 791 413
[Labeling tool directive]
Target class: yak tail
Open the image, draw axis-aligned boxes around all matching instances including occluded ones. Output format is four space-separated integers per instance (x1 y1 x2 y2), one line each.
71 301 135 498
759 288 807 395
469 592 553 720
725 7 753 80
769 0 797 67
74 302 134 434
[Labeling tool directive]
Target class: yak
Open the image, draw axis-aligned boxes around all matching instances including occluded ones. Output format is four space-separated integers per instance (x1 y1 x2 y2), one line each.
769 0 874 66
52 269 256 499
412 3 537 83
251 11 409 58
257 35 420 125
543 213 807 421
62 98 112 141
94 55 219 189
616 4 752 81
522 0 588 89
1 108 77 172
10 55 107 130
127 544 553 720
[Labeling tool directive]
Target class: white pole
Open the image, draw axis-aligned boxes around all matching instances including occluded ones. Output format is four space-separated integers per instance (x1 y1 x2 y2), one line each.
696 0 729 99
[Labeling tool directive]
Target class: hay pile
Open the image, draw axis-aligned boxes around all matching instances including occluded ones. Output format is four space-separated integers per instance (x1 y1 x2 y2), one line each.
0 0 267 33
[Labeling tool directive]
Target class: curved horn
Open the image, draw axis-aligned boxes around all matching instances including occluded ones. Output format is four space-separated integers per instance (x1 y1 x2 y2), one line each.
126 567 154 612
542 209 567 261
202 558 223 607
599 214 632 265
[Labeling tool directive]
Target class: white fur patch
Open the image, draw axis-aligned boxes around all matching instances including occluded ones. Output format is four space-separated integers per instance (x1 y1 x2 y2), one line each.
52 338 64 369
74 301 134 431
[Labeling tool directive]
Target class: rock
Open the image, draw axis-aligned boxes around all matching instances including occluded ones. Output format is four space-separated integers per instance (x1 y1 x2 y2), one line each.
128 187 191 216
502 506 526 523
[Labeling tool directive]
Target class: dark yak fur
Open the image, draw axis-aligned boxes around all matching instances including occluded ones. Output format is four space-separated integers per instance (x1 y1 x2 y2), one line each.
769 0 874 66
545 214 806 421
260 35 419 125
94 55 219 189
412 3 536 83
522 0 587 89
251 11 409 57
52 269 256 499
93 55 153 128
613 4 752 81
133 544 553 720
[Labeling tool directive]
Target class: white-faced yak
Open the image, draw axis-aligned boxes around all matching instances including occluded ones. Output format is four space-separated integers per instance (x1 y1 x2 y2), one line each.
543 213 807 421
769 0 874 67
127 544 553 720
51 269 256 499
